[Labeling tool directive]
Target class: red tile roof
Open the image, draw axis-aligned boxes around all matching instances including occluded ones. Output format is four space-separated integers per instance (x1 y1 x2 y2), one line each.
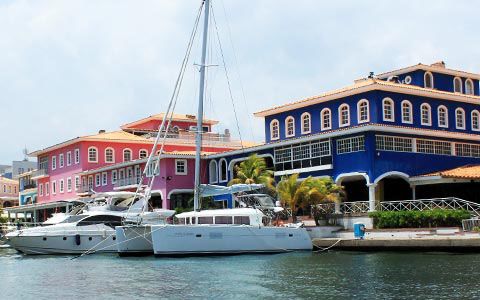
423 165 480 180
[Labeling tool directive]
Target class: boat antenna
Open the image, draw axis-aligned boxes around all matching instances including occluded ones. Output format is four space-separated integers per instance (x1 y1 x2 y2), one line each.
193 0 211 212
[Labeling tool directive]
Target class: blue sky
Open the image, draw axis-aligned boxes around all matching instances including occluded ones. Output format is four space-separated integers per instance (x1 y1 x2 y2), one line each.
0 0 478 163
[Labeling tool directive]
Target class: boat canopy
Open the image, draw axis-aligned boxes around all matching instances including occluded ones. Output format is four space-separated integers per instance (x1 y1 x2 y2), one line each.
199 184 264 197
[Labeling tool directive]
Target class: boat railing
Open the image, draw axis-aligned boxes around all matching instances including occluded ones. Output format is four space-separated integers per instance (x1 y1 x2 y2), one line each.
461 218 480 231
314 197 480 216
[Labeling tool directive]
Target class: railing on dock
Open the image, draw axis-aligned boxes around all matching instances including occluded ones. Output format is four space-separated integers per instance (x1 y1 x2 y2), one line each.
461 218 480 231
315 197 480 216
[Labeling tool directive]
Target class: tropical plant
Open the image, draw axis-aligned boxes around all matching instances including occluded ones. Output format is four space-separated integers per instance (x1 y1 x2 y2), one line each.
276 173 343 223
368 209 471 229
227 154 275 192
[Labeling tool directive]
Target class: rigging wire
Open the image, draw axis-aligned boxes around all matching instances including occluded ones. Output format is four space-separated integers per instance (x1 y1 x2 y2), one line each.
210 5 244 151
123 0 204 222
219 0 255 141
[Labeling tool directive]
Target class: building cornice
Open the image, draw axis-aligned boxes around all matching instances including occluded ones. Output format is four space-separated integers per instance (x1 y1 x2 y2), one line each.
376 63 480 81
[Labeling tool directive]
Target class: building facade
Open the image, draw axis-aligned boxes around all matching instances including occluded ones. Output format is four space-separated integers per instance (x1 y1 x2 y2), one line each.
206 62 480 209
0 176 19 208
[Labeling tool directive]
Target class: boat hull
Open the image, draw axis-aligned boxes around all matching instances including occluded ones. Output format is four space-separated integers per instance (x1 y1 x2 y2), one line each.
115 225 153 256
150 225 312 256
6 231 118 255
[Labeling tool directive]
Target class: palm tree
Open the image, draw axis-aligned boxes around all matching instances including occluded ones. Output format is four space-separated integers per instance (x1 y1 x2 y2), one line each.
276 173 343 223
227 154 275 192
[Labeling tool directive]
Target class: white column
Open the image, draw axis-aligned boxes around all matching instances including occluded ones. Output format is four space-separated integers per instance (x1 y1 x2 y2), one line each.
411 185 416 200
367 183 377 211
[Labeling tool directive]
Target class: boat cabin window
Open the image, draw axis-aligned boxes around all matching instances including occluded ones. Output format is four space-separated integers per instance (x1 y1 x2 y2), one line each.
176 217 185 225
215 216 233 224
77 215 123 228
59 215 86 224
234 216 250 225
197 217 214 224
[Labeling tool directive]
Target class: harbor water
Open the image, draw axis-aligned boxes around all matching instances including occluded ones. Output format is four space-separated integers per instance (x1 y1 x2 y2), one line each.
1 245 479 299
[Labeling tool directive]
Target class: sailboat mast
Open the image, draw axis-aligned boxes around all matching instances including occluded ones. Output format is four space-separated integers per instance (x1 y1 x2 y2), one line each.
193 0 210 211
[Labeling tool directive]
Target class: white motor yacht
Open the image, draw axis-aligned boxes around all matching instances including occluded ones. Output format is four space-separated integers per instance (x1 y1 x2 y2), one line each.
5 192 146 255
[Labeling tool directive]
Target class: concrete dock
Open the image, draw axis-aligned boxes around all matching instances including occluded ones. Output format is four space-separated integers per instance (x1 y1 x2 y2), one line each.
313 237 480 252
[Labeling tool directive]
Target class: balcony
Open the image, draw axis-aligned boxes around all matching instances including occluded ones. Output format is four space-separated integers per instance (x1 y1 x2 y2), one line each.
114 177 142 190
76 185 93 195
31 169 49 180
142 130 243 147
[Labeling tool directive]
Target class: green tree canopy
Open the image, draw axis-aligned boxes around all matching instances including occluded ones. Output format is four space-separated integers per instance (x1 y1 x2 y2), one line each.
227 154 275 192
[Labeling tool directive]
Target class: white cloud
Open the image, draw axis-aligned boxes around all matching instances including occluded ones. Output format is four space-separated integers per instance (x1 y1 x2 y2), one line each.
0 0 478 162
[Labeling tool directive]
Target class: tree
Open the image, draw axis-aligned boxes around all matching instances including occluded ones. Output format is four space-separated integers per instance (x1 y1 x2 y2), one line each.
227 154 275 192
276 173 343 223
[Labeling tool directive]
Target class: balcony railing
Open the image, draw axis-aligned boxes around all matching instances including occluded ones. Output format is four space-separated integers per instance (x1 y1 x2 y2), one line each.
76 185 93 194
143 131 236 145
114 177 141 188
31 169 48 179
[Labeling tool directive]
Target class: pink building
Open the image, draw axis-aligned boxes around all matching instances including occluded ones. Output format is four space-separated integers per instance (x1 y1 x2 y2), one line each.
30 113 248 212
0 176 19 208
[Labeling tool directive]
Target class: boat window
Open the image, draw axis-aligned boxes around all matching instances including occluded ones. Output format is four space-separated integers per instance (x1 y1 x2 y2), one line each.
215 216 233 224
76 215 123 228
59 215 86 224
197 217 214 224
234 216 250 225
176 217 185 225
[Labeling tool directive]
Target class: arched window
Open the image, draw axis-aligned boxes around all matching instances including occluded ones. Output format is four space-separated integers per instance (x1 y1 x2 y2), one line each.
357 99 369 123
88 147 98 163
453 77 462 93
437 105 448 128
401 100 413 124
301 113 311 134
285 116 295 137
209 160 218 183
270 119 279 140
472 110 480 131
338 104 350 127
320 108 331 130
382 98 395 122
219 159 228 182
105 148 114 163
123 149 132 162
455 108 466 129
465 79 474 95
424 71 434 88
139 149 148 159
420 103 432 126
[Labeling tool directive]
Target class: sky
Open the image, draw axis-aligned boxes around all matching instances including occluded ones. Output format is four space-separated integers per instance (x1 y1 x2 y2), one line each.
0 0 478 163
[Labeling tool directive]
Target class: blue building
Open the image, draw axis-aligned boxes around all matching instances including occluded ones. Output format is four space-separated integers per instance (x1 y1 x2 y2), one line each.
205 61 480 210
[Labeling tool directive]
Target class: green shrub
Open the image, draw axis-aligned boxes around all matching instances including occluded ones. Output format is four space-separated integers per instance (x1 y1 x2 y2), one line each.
368 209 471 229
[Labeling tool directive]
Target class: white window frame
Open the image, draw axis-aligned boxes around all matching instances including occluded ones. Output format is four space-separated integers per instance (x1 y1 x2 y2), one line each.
59 153 64 168
401 100 413 124
357 99 369 123
472 110 480 131
75 176 80 191
175 159 188 175
74 148 80 164
39 183 44 196
218 158 228 182
453 77 463 93
420 103 432 126
45 182 49 196
111 170 118 184
455 108 466 130
139 149 148 159
437 105 449 128
285 116 295 137
102 172 108 186
209 160 218 183
88 147 98 163
382 98 395 122
270 119 280 140
123 148 132 162
67 177 72 192
320 108 332 130
95 173 101 187
300 112 311 134
424 71 434 89
105 147 115 163
338 104 350 127
465 79 474 95
88 176 94 189
51 156 57 170
66 151 72 166
59 179 64 193
52 180 56 195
